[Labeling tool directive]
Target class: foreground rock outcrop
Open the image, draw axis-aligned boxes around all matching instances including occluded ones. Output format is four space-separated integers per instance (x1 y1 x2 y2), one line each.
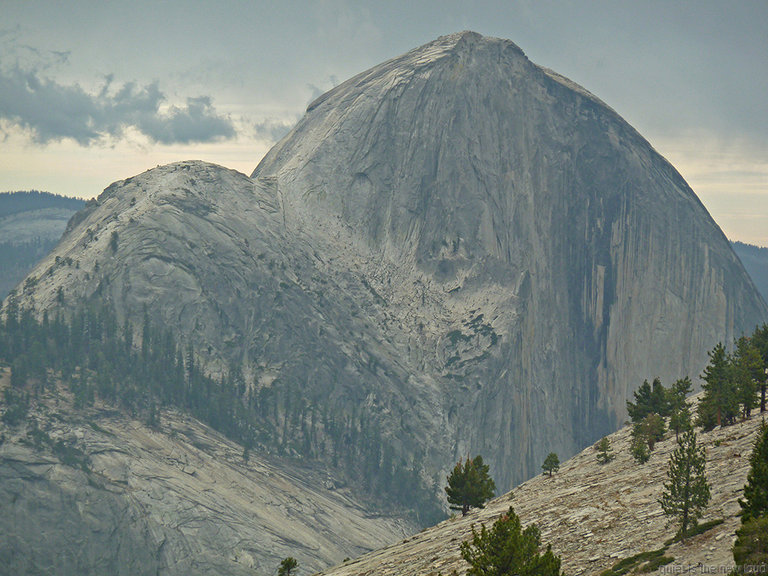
317 404 765 576
0 372 414 576
9 31 767 531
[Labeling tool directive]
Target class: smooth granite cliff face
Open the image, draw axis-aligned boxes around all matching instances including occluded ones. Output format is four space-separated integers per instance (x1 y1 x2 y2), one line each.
13 31 768 510
252 31 768 485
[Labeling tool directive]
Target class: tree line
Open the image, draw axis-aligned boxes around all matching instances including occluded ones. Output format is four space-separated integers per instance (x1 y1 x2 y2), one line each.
0 296 443 525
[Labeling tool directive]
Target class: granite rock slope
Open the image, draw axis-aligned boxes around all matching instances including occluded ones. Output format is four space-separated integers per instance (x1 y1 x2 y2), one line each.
13 31 768 504
0 372 414 576
315 404 766 576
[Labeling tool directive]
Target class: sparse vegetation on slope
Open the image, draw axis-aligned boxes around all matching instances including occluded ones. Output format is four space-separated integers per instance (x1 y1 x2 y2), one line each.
313 403 767 576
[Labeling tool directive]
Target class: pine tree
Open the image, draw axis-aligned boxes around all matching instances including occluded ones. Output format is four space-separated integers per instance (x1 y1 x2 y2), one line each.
733 337 764 420
627 379 653 423
650 377 671 417
739 421 768 523
752 324 768 413
631 434 651 464
445 455 496 515
460 506 564 576
669 377 693 440
595 437 615 464
669 402 693 441
630 412 666 462
659 429 711 539
277 557 298 576
542 452 560 477
698 343 739 429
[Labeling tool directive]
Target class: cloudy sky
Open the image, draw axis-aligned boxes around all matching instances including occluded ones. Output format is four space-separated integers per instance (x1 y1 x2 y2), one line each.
2 1 767 244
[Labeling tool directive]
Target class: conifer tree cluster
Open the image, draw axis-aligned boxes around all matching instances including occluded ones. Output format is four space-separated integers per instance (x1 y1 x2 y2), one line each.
627 377 693 463
0 296 443 525
626 325 768 464
697 328 768 430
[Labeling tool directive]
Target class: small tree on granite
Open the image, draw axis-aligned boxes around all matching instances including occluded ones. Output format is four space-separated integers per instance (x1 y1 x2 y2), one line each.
277 557 298 576
739 420 768 522
630 412 666 464
595 437 615 464
631 433 651 464
659 429 710 540
542 452 560 477
640 413 666 450
669 377 693 441
460 505 564 576
445 455 496 516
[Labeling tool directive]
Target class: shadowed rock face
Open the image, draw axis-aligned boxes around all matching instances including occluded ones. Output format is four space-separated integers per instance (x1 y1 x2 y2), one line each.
14 31 767 517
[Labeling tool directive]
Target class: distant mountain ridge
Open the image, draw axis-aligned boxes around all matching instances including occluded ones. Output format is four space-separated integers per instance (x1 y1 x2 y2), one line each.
732 241 768 305
0 190 85 219
0 191 85 298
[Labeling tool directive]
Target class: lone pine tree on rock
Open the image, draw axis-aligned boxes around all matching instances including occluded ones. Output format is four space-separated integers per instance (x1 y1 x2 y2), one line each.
659 429 711 540
277 557 298 576
542 452 560 477
595 437 615 464
445 455 496 516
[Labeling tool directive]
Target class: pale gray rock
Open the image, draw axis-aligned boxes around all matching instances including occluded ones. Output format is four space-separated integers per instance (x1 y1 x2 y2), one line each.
0 378 414 576
253 31 768 487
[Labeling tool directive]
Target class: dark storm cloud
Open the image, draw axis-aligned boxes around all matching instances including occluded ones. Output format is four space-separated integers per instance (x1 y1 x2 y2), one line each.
0 65 235 145
137 96 236 145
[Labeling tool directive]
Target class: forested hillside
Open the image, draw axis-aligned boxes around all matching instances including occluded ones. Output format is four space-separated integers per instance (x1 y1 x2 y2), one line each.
0 297 440 524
